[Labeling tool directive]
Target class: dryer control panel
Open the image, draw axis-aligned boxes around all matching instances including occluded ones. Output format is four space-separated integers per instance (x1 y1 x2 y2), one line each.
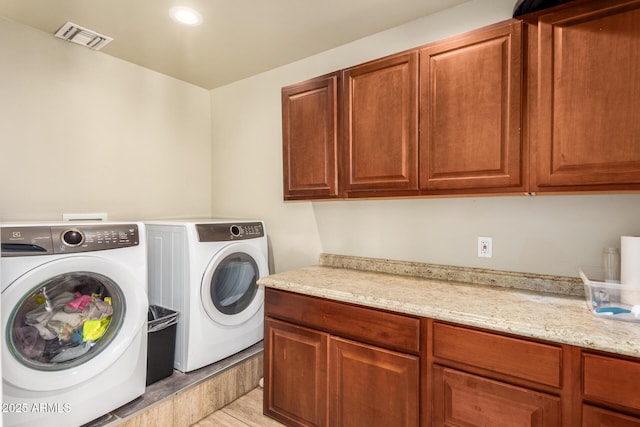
196 222 264 242
1 223 140 256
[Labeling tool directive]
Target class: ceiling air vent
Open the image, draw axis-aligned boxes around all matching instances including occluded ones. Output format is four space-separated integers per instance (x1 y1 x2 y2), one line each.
54 21 113 51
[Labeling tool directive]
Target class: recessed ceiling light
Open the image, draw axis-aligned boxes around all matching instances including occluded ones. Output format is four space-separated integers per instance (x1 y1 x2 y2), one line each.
169 7 203 26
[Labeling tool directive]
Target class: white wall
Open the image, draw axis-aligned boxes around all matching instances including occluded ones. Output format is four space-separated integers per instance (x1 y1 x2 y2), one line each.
0 17 212 222
1 2 638 278
209 0 640 277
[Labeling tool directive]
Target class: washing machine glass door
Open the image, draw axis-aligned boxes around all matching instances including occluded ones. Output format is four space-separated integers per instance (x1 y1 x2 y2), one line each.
2 256 147 391
201 242 267 326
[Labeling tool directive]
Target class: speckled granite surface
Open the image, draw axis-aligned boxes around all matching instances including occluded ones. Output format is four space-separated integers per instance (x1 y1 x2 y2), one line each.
258 254 640 358
320 253 585 296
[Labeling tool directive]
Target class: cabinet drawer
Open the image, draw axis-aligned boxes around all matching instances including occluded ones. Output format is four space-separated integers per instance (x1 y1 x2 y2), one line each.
433 322 562 387
433 365 560 427
583 353 640 411
265 288 420 354
583 404 640 427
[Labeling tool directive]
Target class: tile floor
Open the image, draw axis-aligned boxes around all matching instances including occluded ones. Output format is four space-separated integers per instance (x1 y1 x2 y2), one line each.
193 387 284 427
84 343 264 426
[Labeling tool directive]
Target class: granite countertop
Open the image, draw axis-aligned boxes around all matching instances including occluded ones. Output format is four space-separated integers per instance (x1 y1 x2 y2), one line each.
258 254 640 358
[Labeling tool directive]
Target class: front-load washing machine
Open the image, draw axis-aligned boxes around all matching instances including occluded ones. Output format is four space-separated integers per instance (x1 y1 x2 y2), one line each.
146 219 268 372
1 222 148 427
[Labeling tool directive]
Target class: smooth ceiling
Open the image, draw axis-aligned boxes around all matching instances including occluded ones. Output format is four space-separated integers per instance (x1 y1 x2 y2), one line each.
0 0 467 89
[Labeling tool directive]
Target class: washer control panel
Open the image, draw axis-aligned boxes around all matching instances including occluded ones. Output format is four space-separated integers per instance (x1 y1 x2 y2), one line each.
52 224 139 253
196 222 264 242
1 224 139 256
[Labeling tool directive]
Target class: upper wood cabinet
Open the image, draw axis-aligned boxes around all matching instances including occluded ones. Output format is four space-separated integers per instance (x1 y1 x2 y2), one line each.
419 20 525 194
341 52 419 198
529 0 640 192
281 0 640 200
281 20 522 201
282 73 339 200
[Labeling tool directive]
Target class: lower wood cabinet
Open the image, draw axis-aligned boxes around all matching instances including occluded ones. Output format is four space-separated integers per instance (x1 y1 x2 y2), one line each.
264 288 640 426
582 405 640 427
432 322 562 388
264 288 420 427
430 321 564 426
432 365 560 426
581 352 640 426
329 337 419 427
265 318 328 426
582 353 640 412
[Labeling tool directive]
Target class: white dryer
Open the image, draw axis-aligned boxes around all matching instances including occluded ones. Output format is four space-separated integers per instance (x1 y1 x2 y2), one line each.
1 222 148 427
146 219 268 372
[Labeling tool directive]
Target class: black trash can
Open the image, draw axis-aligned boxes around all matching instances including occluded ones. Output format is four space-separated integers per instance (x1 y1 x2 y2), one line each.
146 305 179 386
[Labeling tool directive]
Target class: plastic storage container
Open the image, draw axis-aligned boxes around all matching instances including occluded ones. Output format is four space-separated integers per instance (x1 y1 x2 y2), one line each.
580 267 640 323
146 305 179 385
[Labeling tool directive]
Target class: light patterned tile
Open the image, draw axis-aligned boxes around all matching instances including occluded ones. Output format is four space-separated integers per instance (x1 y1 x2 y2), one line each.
199 376 221 416
221 388 285 427
203 367 237 412
196 388 284 427
89 353 264 426
234 355 263 396
200 354 263 418
191 410 247 427
173 382 207 427
118 398 173 427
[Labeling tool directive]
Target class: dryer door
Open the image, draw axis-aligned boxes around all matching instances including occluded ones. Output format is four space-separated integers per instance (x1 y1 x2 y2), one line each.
1 256 147 391
200 242 267 326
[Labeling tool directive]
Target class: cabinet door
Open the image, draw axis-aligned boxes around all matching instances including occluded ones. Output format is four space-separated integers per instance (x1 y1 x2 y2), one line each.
329 337 419 427
342 52 419 197
420 20 525 194
433 365 560 427
532 0 640 192
264 318 328 427
282 74 339 200
583 405 640 427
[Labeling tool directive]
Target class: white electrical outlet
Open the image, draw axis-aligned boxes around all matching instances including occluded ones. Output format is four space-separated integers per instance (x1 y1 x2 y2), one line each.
478 237 492 258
